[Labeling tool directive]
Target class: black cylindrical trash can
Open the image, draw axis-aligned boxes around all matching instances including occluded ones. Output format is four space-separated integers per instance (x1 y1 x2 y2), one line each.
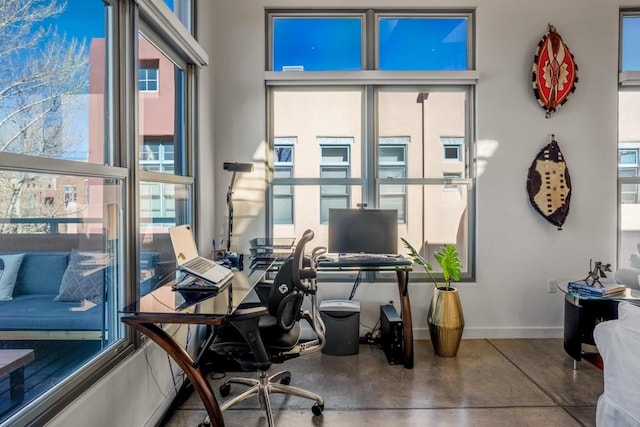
319 300 360 355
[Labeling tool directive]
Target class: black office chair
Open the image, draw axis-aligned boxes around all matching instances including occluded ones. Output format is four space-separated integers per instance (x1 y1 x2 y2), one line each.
205 229 326 426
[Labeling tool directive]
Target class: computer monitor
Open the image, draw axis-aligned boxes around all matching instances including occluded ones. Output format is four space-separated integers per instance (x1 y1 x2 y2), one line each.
328 208 398 254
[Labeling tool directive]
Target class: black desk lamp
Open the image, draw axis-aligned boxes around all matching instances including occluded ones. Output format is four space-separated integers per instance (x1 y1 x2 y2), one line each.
224 162 254 253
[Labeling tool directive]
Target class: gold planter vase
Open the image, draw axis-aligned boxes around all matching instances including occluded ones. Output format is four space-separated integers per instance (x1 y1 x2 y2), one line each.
427 286 465 357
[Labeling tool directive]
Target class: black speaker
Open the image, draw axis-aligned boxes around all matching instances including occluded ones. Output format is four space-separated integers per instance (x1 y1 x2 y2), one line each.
380 304 403 365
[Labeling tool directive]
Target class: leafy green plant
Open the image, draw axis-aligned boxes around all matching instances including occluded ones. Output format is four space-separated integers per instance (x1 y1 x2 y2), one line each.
401 238 461 291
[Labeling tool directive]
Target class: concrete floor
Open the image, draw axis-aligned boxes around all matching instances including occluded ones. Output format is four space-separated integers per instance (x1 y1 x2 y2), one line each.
162 339 602 427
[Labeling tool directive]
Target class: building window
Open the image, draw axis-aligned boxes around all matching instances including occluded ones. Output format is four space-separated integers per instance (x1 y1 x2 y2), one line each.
319 141 351 223
140 141 175 173
139 66 159 92
618 12 640 267
619 147 639 203
441 137 463 161
273 138 295 224
379 137 408 222
63 184 77 205
268 10 476 279
443 173 462 192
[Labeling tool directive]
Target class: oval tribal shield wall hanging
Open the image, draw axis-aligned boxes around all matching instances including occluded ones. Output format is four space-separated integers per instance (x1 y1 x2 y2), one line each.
526 135 571 230
532 24 578 118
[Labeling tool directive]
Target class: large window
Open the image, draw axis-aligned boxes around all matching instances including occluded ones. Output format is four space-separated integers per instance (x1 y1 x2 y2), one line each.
0 0 205 425
268 10 476 279
136 23 195 301
619 12 640 267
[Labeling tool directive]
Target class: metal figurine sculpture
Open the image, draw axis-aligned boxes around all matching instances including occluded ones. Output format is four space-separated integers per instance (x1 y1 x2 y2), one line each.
582 259 612 287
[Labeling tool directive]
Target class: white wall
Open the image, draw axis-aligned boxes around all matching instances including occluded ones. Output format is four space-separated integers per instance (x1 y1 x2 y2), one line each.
47 0 636 425
203 0 624 339
47 325 196 427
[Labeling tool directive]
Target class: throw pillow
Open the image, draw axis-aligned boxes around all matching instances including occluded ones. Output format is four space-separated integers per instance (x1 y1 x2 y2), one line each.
630 253 640 269
55 250 110 304
0 253 26 301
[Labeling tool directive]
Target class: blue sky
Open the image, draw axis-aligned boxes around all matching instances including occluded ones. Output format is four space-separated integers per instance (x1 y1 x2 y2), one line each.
623 16 640 71
50 0 174 42
46 7 640 72
273 17 468 71
47 1 106 41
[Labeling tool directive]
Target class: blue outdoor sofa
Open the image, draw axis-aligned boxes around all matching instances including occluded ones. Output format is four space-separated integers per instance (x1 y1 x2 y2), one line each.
0 251 108 340
0 250 162 340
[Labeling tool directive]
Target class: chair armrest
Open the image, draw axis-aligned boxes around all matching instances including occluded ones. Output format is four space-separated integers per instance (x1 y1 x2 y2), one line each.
227 305 268 320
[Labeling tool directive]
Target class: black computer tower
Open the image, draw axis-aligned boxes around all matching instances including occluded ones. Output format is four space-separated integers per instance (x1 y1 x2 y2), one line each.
380 304 404 365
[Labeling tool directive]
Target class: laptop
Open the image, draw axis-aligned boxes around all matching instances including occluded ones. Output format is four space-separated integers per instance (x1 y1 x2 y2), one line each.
169 225 234 288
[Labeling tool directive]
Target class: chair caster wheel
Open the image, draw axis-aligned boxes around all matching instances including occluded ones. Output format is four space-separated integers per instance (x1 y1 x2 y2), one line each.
312 403 324 416
219 383 231 397
280 376 291 385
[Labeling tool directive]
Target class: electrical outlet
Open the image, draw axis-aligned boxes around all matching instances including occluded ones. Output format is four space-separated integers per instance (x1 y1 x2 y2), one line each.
548 279 558 293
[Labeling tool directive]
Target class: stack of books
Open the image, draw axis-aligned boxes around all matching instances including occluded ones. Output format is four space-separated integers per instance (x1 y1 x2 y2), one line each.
567 281 626 296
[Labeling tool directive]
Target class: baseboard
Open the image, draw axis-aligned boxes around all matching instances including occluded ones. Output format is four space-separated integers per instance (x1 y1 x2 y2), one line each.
301 324 564 340
413 326 564 340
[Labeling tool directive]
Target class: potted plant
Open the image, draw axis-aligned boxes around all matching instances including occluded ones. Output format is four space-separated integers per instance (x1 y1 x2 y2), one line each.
401 238 464 357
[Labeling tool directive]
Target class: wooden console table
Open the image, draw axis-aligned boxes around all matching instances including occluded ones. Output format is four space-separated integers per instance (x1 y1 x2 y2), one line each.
0 349 34 402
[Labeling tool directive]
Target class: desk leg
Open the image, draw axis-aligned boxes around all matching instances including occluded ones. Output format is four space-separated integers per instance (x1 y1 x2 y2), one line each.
563 296 582 365
9 367 25 402
125 321 225 427
396 270 414 369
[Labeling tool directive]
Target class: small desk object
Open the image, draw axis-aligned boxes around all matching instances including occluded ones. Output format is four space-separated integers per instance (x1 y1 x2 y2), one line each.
121 258 275 427
317 254 414 369
559 281 640 369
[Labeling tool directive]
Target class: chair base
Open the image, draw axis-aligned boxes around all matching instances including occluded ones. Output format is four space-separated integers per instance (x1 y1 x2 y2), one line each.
202 370 324 427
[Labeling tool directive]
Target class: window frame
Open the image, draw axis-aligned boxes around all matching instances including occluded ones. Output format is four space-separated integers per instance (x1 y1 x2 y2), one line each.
266 9 477 282
267 12 367 72
273 139 296 224
618 10 640 267
139 66 160 92
375 12 474 71
378 138 408 222
441 137 464 162
0 0 207 424
319 143 352 224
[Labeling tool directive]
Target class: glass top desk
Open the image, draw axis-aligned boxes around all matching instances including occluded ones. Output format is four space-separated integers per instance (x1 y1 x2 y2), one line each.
121 258 276 427
559 281 640 302
558 280 640 369
317 256 414 369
